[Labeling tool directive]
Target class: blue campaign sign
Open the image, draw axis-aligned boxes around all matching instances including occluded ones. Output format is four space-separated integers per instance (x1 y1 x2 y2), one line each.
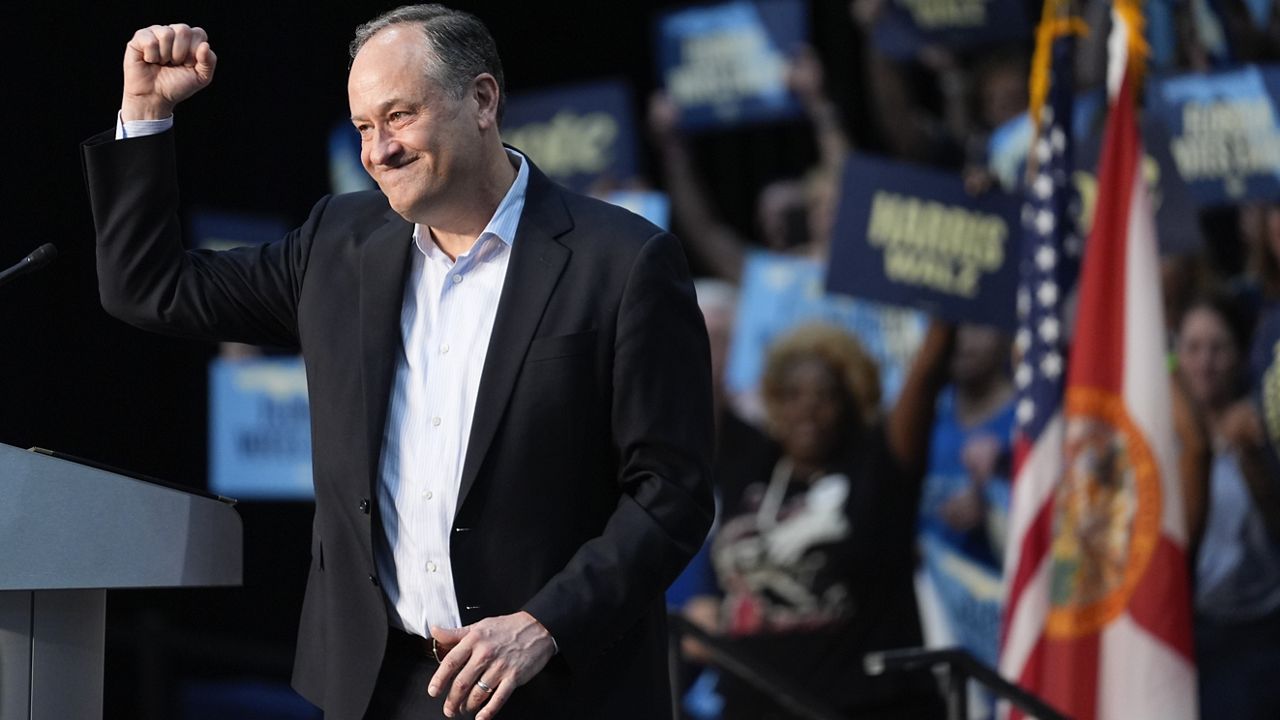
600 190 671 230
1147 65 1280 207
872 0 1031 61
986 91 1202 256
209 356 314 501
656 0 807 131
190 211 290 252
726 250 927 409
329 119 376 195
826 154 1020 329
502 80 639 194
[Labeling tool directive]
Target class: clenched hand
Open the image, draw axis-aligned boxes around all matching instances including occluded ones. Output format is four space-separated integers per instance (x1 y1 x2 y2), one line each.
121 23 217 121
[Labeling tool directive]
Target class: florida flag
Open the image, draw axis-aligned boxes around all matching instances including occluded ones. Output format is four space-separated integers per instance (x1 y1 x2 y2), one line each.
1000 3 1197 718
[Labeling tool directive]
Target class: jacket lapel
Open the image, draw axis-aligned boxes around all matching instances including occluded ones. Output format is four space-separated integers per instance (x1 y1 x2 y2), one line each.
359 211 415 492
456 168 572 513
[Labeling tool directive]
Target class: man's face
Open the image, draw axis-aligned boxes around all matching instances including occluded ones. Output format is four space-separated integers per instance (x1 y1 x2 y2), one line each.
348 27 480 223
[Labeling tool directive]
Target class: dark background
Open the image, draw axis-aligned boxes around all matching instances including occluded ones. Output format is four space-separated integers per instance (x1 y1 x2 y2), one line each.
1 1 870 716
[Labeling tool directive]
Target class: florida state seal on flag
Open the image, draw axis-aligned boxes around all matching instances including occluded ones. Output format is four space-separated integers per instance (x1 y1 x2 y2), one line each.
1000 1 1198 718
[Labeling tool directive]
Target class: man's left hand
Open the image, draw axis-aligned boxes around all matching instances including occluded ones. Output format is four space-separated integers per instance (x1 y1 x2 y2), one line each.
428 611 556 719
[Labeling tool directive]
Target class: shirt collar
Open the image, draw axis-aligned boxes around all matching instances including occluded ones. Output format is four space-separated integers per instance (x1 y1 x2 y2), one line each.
412 149 529 258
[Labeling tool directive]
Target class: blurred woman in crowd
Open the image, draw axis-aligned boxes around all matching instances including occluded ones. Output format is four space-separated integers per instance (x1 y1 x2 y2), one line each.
693 321 954 719
1175 293 1280 720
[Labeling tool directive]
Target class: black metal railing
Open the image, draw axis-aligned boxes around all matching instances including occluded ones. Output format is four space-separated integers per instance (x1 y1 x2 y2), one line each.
669 614 1070 720
864 647 1069 720
668 614 847 720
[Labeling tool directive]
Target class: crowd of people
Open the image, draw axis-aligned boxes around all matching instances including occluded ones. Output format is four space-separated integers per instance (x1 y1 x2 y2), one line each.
649 2 1280 719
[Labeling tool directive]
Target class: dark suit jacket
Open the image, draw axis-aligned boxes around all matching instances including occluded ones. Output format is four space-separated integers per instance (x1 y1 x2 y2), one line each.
82 130 715 719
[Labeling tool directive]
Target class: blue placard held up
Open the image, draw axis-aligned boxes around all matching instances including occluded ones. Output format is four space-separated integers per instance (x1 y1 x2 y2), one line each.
826 154 1020 329
600 190 671 231
1146 65 1280 207
656 0 807 131
209 357 314 501
986 90 1202 256
190 211 290 252
502 81 639 194
726 250 927 410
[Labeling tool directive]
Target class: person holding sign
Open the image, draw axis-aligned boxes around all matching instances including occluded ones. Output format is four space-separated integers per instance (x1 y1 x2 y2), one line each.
83 6 714 719
648 45 850 282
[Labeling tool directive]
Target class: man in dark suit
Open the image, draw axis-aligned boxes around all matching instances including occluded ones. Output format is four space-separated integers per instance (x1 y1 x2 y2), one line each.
83 5 714 719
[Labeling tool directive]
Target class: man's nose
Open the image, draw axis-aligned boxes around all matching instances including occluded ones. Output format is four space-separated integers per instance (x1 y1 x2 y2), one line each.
368 129 402 166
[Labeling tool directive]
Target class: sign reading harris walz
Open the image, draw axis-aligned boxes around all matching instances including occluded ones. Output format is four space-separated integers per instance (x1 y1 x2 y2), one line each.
826 155 1020 330
1147 64 1280 206
502 80 640 194
657 0 808 130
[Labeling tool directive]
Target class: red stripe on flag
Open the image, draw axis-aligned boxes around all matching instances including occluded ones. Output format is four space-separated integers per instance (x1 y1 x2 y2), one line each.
1011 434 1031 477
1066 74 1140 397
1127 535 1195 661
1004 495 1054 640
1010 637 1047 720
1041 631 1101 720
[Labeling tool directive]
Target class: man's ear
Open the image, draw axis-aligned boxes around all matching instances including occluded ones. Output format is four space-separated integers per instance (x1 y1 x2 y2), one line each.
472 73 500 131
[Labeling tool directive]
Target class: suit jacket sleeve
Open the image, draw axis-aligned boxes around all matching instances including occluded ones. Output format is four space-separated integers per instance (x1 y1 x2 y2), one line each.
522 229 716 670
82 129 315 348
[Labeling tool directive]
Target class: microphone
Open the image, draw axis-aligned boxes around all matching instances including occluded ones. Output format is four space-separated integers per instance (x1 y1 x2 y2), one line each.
0 243 58 289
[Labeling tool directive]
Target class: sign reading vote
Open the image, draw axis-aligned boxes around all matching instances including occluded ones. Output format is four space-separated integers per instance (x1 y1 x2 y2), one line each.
502 81 639 194
872 0 1030 60
656 0 807 130
827 155 1020 329
1147 65 1280 206
209 356 314 501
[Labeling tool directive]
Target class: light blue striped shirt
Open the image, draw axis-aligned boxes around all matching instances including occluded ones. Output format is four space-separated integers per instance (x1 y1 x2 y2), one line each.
115 114 531 637
376 150 529 637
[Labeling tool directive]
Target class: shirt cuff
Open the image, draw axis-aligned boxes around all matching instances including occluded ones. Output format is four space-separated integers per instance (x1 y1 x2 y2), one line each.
115 111 174 140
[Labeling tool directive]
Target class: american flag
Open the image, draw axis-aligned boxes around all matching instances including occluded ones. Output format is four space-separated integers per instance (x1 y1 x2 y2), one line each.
998 1 1082 713
1012 26 1082 445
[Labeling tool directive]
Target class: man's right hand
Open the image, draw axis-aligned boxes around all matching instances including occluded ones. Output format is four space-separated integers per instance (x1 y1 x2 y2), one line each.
122 24 217 121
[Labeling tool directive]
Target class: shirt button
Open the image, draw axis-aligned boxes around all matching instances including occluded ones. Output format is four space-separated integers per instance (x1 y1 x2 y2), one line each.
358 498 370 514
427 561 438 572
431 416 442 427
452 274 463 284
368 574 379 587
440 343 450 354
423 490 434 500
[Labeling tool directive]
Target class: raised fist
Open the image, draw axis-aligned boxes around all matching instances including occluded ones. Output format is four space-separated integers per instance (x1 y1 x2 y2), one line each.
121 24 217 121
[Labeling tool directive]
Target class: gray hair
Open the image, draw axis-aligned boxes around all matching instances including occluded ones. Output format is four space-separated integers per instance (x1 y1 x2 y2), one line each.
350 4 506 123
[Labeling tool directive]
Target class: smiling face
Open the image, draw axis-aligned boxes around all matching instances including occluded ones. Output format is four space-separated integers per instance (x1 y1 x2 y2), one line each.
347 26 489 225
771 357 850 469
1176 305 1242 411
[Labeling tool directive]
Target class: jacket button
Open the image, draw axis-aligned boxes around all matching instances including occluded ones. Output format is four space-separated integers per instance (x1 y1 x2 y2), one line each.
368 574 379 587
358 498 371 514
